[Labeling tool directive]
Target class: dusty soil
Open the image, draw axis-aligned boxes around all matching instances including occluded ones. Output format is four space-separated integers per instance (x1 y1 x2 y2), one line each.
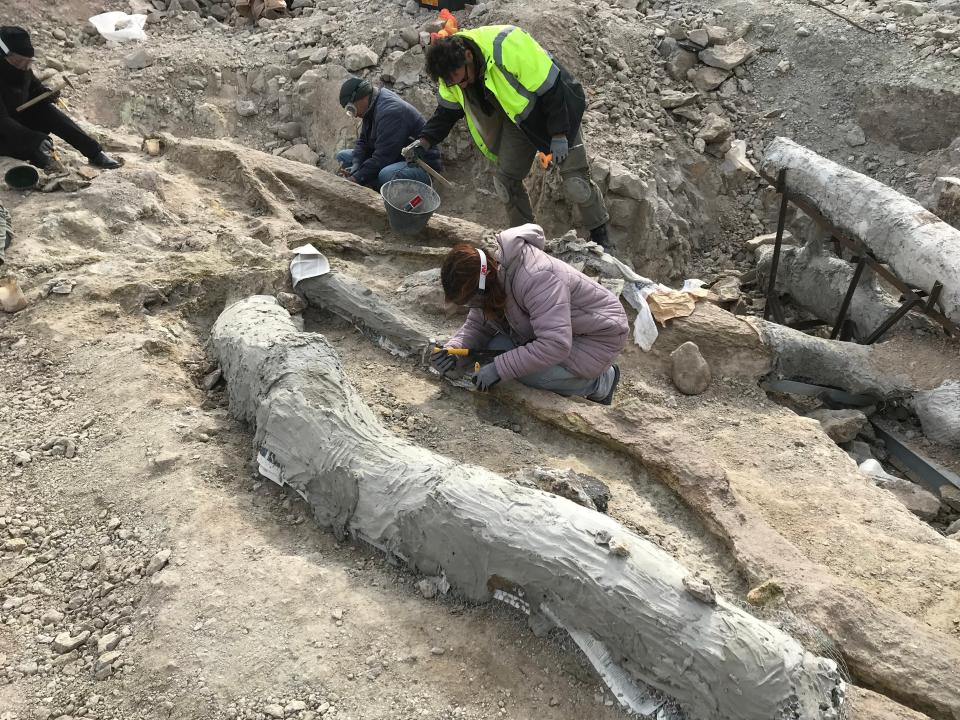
2 0 960 719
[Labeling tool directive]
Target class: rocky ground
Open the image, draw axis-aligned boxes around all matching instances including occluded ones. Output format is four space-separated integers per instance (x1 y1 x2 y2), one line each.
2 0 960 719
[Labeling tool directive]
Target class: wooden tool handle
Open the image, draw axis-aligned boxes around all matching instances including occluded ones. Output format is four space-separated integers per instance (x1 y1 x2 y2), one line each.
16 89 55 113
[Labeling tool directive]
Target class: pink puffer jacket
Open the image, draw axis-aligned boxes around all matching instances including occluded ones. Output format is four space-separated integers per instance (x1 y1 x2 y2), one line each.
447 224 629 381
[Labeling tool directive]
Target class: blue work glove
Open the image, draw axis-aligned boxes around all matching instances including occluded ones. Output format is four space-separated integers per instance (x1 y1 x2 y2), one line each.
430 348 456 375
472 362 501 392
549 135 569 165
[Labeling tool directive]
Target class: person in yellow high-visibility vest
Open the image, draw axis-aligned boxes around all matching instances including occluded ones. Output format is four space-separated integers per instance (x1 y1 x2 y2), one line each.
402 26 610 249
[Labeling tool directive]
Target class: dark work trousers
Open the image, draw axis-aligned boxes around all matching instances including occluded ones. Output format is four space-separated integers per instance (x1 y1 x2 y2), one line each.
1 103 101 161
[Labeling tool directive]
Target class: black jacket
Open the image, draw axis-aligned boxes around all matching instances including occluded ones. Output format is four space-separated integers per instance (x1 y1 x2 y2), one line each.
352 87 442 187
420 37 586 155
0 60 54 153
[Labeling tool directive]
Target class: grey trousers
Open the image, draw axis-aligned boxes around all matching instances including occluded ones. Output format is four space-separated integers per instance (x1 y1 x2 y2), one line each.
494 123 609 231
488 333 615 401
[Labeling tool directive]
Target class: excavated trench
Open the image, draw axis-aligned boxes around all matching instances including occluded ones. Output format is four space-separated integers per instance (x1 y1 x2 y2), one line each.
24 127 953 718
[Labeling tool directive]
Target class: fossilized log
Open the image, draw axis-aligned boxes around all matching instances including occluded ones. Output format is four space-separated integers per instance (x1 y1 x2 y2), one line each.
291 280 960 719
211 296 844 720
755 243 903 341
761 137 960 324
297 273 436 356
164 135 490 247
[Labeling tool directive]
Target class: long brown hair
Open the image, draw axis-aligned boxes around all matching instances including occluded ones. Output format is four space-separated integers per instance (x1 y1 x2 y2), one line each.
440 244 507 320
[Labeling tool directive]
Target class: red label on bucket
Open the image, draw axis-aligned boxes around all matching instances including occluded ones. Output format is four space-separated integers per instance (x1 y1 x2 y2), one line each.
403 194 424 212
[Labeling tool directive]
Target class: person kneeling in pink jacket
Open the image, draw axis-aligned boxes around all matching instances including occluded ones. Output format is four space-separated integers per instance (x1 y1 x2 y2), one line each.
431 223 628 404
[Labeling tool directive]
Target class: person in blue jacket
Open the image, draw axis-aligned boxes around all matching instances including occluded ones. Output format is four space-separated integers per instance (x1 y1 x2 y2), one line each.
335 77 442 190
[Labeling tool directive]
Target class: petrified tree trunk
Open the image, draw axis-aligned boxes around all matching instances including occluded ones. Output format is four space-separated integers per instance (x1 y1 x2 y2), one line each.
210 296 844 720
754 243 904 341
761 137 960 324
297 273 435 356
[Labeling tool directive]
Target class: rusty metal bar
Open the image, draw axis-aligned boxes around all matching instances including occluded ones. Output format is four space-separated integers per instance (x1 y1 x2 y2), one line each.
831 256 868 339
863 294 923 345
763 169 789 322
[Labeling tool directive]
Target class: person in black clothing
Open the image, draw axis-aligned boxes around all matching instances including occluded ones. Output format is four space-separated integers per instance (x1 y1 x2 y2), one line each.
335 77 442 190
0 26 120 171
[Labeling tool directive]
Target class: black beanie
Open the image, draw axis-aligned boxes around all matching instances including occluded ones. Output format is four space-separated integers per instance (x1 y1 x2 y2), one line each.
0 27 35 58
339 77 371 107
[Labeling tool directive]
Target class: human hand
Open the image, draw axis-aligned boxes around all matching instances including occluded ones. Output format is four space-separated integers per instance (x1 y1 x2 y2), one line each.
549 135 569 165
402 138 429 162
430 348 456 375
472 362 501 392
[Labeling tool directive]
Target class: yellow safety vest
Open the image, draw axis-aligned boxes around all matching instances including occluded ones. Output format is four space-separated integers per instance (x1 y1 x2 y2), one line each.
437 26 559 162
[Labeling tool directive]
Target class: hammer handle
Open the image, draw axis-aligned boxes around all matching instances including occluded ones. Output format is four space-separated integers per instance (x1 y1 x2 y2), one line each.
16 90 55 113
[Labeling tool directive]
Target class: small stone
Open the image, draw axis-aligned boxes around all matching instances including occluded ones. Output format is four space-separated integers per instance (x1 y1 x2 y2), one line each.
309 47 330 64
845 124 867 147
18 660 39 676
946 518 960 535
343 44 378 71
94 650 121 679
41 609 65 626
106 517 121 531
697 113 733 144
145 548 171 576
664 49 698 82
417 578 438 599
776 59 792 74
659 90 698 109
236 100 258 117
686 28 709 47
795 26 811 37
202 369 222 391
275 121 302 141
14 450 32 465
682 574 716 605
285 700 307 713
3 538 27 553
280 144 320 166
430 646 445 656
125 49 155 70
276 292 307 315
699 38 755 70
263 704 284 719
689 66 730 92
806 409 868 444
670 342 712 395
549 696 560 707
53 630 90 654
97 632 120 653
607 539 630 557
746 579 784 607
331 608 344 620
81 553 99 570
939 485 960 513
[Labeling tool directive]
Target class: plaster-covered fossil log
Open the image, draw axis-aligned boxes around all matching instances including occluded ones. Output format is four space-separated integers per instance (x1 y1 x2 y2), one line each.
761 137 960 324
210 296 844 720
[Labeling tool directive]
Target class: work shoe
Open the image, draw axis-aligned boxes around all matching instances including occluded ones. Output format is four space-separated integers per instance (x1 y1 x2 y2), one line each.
589 223 609 250
89 152 122 170
594 365 620 406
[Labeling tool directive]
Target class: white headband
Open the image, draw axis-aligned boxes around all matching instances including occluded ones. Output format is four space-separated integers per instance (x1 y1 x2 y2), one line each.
0 37 8 56
477 248 488 292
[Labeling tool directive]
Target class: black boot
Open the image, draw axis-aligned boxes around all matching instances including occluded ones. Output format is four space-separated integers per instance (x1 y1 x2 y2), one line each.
594 365 620 406
589 223 609 250
89 152 122 170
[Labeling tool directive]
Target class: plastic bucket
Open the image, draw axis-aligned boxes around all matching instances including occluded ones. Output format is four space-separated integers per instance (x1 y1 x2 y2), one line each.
1 161 39 190
380 179 441 236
